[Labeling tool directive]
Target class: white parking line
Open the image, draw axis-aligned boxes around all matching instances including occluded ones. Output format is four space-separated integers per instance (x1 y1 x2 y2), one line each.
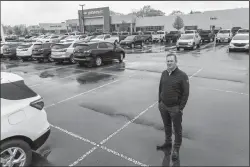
50 124 149 167
69 146 98 167
44 73 136 109
100 67 203 145
100 101 158 145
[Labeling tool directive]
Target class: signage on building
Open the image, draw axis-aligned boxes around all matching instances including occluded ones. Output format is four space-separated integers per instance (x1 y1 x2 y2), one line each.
79 7 108 18
50 25 62 28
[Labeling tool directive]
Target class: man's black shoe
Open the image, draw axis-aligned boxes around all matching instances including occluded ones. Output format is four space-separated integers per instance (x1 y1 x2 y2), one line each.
172 147 179 160
156 143 172 150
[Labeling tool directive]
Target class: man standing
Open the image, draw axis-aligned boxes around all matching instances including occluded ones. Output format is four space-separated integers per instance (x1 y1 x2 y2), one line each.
157 53 189 161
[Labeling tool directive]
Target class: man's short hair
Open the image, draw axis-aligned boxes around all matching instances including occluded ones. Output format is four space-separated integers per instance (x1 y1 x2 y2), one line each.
166 53 177 62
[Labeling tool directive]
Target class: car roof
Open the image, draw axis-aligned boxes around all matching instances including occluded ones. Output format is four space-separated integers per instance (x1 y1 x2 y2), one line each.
234 34 249 37
1 72 24 84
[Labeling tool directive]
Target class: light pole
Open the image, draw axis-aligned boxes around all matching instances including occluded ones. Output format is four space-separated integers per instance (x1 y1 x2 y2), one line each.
79 4 85 33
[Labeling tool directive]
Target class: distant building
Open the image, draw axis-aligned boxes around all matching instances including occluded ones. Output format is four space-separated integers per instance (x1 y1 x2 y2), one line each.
135 8 249 32
39 23 67 34
37 7 249 34
27 25 40 34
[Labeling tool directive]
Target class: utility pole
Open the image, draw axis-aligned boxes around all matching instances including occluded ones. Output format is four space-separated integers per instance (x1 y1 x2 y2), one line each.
79 4 85 34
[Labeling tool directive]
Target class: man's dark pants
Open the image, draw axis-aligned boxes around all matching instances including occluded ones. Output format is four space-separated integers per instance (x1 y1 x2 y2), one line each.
158 101 183 149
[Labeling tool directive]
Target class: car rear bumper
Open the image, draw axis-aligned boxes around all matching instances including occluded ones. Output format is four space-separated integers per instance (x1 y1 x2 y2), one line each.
32 128 51 150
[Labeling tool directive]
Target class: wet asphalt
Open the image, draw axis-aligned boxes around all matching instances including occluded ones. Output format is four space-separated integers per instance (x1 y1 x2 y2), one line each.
1 42 249 166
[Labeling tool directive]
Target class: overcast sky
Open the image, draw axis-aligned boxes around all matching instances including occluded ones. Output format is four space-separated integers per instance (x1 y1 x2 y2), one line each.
1 1 249 26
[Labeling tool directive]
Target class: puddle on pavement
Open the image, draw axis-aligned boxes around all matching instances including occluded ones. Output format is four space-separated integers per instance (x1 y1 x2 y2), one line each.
39 71 55 78
76 72 115 84
79 102 193 140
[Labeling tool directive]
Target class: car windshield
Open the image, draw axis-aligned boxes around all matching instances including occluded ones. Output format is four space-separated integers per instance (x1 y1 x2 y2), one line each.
111 32 118 35
74 44 90 51
52 43 71 49
185 31 195 34
121 32 129 35
170 31 178 34
95 35 105 39
219 30 230 33
143 32 152 35
238 29 249 33
33 44 42 49
3 44 18 48
124 36 135 40
200 30 211 33
17 44 33 49
157 31 164 34
233 35 249 40
180 35 194 40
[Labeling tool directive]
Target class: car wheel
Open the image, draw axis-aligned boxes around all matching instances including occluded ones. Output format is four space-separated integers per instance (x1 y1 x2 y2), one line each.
48 54 53 62
0 139 32 167
131 43 135 49
119 53 124 63
95 56 102 67
69 54 75 64
78 62 85 67
197 42 200 48
192 43 195 50
177 47 180 51
228 48 232 52
38 59 44 63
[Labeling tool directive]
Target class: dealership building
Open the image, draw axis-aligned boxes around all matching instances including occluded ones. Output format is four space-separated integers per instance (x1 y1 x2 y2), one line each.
37 7 249 34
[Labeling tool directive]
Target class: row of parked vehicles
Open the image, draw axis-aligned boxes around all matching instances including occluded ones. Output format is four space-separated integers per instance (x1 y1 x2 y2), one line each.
175 28 249 52
1 34 126 67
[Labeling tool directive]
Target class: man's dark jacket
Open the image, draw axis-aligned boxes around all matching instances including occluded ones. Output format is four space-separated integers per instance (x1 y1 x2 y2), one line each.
159 67 189 111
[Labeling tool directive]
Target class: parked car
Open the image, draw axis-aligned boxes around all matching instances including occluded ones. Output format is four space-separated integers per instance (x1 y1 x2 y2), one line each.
40 35 60 43
105 36 120 44
216 29 232 43
237 29 249 34
199 30 215 42
184 30 199 35
229 34 249 52
16 43 35 61
152 30 166 43
141 31 155 43
119 35 144 48
73 41 125 67
82 36 96 43
165 31 182 43
176 34 201 51
60 35 86 43
90 34 111 42
1 72 50 167
119 32 130 41
231 27 242 36
2 42 22 59
32 43 54 62
51 41 81 64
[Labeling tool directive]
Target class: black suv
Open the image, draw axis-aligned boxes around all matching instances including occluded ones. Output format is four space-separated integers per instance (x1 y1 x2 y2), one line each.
165 31 182 43
200 30 215 42
32 43 54 62
119 35 144 48
73 41 125 67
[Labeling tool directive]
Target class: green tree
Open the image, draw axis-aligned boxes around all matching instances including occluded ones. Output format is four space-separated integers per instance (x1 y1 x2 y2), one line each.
169 10 184 16
110 10 124 16
23 28 29 35
13 26 22 35
40 28 46 34
130 5 165 17
7 28 13 35
173 16 184 30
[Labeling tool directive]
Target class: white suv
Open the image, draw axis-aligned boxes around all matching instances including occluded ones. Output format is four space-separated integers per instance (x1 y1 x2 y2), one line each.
176 34 201 51
1 72 50 167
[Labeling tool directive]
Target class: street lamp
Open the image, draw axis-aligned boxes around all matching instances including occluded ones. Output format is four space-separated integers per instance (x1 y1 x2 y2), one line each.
79 4 85 33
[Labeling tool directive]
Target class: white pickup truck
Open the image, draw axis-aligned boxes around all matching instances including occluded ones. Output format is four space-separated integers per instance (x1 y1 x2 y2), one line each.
152 30 166 43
